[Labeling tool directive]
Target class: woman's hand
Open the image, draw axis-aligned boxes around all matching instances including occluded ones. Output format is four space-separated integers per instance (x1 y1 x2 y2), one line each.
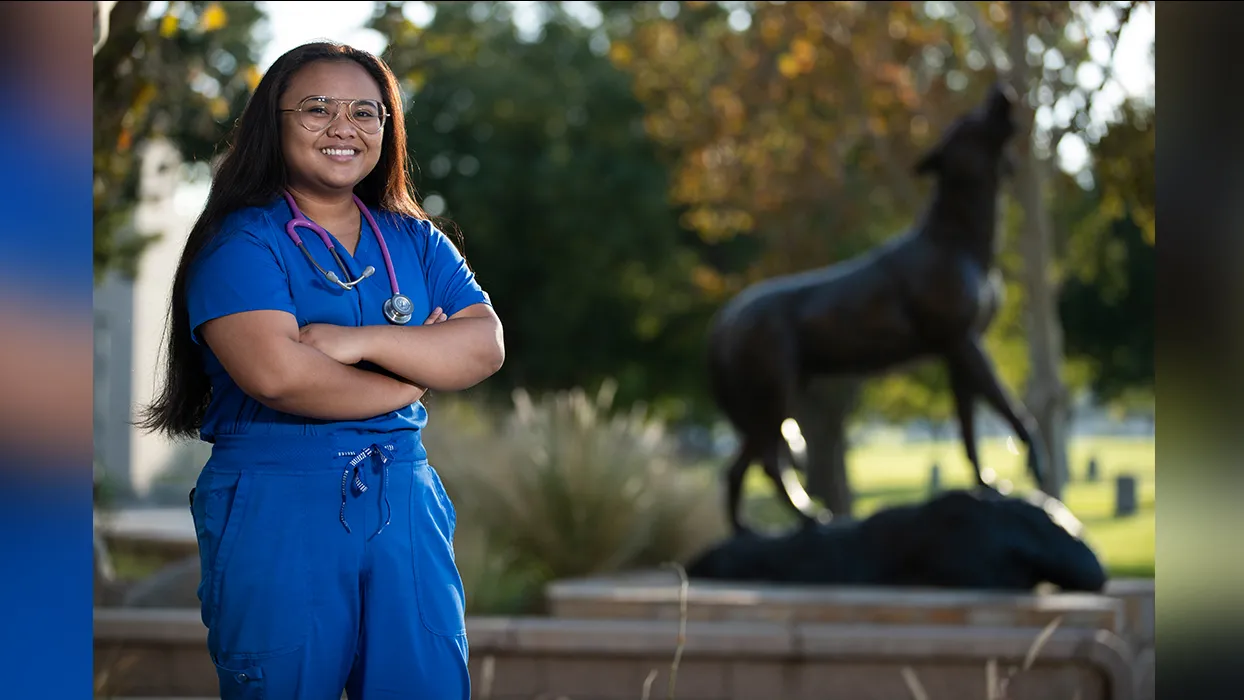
348 303 504 392
300 307 447 365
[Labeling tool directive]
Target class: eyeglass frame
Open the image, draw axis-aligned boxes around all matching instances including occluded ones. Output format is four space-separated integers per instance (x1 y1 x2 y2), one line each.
278 95 390 135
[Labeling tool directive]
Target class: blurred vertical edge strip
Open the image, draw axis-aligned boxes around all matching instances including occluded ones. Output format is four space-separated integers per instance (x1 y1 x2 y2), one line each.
1158 3 1244 700
0 2 97 698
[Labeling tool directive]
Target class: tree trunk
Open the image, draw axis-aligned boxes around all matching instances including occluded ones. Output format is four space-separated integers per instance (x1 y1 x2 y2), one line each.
1007 3 1070 498
794 375 863 518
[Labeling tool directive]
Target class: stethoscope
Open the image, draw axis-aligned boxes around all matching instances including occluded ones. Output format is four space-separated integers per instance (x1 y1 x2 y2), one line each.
281 190 415 325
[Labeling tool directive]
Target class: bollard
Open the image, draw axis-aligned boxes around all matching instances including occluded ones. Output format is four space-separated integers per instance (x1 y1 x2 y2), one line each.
928 462 941 493
1115 474 1138 518
1086 456 1100 483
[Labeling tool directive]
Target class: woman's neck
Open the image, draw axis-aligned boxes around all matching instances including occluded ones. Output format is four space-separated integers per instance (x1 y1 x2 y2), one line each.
287 186 357 223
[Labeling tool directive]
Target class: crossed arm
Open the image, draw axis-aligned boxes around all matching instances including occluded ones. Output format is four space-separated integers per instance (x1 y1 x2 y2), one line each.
298 302 505 393
200 304 504 421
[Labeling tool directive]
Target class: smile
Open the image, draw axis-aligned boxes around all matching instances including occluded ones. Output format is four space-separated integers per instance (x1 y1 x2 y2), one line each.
321 148 359 158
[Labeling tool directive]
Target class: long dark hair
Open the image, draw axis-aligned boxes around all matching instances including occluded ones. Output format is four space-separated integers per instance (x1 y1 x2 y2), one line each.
136 42 428 439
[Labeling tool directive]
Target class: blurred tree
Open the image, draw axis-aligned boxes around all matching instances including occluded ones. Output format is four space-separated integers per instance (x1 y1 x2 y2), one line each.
1057 98 1154 406
1000 0 1070 497
370 1 725 421
1059 208 1153 404
862 362 955 431
93 0 265 282
615 0 1150 500
995 0 1143 497
1081 97 1155 246
613 0 1034 512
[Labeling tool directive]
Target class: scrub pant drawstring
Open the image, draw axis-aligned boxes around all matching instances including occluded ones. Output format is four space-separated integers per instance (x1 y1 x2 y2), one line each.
339 443 394 539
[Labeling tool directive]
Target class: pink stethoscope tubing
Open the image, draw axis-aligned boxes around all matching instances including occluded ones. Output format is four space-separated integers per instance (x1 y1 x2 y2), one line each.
281 190 414 325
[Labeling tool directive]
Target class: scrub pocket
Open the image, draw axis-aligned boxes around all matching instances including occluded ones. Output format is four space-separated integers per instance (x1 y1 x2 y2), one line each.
410 464 466 638
211 655 266 700
190 468 313 659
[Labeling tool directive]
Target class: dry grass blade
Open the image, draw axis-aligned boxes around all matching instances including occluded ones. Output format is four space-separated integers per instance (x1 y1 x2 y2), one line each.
1022 616 1062 671
94 643 138 698
662 561 691 700
479 655 496 700
640 668 659 700
900 666 929 700
988 615 1064 699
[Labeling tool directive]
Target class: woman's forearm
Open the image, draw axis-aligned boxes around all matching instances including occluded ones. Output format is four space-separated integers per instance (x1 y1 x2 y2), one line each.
357 305 505 392
267 341 427 419
243 339 426 420
201 310 428 421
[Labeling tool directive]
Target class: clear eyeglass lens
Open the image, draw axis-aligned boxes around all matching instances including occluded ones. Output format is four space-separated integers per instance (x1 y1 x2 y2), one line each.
297 97 385 134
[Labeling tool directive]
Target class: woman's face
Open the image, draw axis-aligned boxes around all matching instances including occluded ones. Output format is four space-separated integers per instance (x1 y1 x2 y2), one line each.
279 59 386 197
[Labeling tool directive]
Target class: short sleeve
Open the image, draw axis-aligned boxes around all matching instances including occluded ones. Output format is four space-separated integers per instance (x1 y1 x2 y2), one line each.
186 228 297 344
420 222 491 317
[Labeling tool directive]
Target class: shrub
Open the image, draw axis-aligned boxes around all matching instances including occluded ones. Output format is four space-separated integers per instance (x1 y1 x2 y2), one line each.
423 381 726 615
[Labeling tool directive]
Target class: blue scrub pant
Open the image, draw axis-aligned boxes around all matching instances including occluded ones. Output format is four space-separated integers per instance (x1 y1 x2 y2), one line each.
189 432 469 700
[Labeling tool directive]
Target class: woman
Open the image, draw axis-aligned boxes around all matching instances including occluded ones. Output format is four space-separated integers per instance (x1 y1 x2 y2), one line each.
138 42 504 700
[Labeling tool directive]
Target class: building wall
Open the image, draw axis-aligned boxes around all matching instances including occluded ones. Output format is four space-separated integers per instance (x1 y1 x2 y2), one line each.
95 139 208 502
93 270 134 497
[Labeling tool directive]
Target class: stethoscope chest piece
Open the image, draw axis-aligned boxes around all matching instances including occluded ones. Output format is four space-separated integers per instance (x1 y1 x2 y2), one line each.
282 191 417 326
384 293 415 325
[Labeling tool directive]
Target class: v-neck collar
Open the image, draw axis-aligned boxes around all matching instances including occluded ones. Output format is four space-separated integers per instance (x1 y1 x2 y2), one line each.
279 194 371 260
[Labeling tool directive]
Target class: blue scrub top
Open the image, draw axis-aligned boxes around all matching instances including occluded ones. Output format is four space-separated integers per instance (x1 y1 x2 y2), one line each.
185 195 491 443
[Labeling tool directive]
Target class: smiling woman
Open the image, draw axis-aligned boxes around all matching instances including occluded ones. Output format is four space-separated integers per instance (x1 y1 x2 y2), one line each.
278 62 389 248
136 42 503 700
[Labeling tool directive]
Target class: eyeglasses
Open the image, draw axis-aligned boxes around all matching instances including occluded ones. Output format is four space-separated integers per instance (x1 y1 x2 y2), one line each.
279 96 389 135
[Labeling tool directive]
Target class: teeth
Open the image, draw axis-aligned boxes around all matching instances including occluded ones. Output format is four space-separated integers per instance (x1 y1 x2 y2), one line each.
321 148 356 156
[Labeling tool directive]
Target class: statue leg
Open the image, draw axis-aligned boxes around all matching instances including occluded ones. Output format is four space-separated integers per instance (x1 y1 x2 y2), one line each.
715 334 825 532
950 338 1049 493
948 362 993 489
723 443 756 535
717 361 802 534
795 375 860 518
761 438 825 530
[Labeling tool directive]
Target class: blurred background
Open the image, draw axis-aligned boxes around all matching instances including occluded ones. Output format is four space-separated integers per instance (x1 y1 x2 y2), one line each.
92 0 1153 622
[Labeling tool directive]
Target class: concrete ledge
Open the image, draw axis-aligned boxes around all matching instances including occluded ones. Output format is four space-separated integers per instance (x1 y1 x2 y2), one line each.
548 570 1128 635
95 607 205 643
1103 578 1154 650
95 608 1134 700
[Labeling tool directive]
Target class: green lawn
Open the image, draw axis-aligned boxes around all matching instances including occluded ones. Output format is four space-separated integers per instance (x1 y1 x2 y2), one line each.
731 435 1155 579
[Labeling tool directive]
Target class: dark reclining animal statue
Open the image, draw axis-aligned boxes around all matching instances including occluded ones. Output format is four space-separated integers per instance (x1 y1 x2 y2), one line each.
706 83 1050 534
685 489 1106 593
